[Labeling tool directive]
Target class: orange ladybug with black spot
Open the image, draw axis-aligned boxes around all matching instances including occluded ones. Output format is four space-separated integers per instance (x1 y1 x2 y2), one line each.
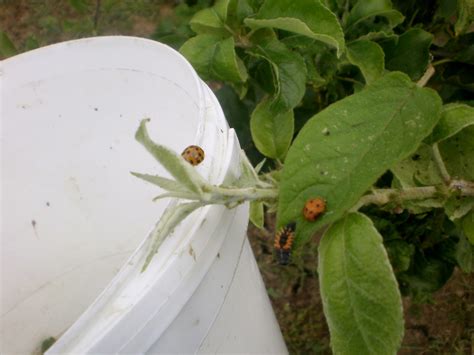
303 197 326 221
181 145 205 166
274 222 296 265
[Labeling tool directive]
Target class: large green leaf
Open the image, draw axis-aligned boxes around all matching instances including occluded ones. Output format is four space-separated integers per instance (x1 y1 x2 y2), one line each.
347 39 385 84
190 0 230 35
319 212 404 355
247 38 307 111
380 28 433 81
250 98 294 159
427 103 474 144
277 72 442 245
346 0 405 30
244 0 345 56
180 35 248 84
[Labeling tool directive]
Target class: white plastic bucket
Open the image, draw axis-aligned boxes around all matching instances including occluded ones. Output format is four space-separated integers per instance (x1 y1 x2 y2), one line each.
1 37 287 354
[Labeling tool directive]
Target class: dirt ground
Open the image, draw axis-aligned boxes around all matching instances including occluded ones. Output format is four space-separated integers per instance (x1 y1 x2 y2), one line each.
248 214 474 354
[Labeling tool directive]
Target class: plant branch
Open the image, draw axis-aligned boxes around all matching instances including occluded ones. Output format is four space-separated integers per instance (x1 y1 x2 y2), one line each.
351 186 440 211
416 64 435 87
431 143 451 184
449 179 474 197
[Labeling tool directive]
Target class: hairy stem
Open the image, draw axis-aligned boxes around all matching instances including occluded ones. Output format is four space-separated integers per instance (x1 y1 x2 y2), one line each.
351 186 440 211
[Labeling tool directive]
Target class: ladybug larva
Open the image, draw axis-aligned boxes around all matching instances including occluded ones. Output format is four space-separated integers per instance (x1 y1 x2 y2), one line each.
181 145 205 166
274 222 296 265
303 197 326 222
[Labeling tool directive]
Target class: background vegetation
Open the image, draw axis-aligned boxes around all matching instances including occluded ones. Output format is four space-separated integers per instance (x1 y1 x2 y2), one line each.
1 1 473 354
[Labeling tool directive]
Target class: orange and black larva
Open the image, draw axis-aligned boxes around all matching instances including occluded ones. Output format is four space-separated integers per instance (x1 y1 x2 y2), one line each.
303 197 326 221
274 222 296 265
181 145 205 166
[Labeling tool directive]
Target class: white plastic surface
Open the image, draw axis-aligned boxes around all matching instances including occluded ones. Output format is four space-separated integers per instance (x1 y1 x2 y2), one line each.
1 36 287 355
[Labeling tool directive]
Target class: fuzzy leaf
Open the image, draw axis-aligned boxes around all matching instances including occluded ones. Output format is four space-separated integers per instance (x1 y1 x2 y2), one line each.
277 72 442 245
135 119 207 195
250 98 294 160
347 39 385 84
131 172 193 194
245 0 345 56
142 202 203 271
319 212 404 355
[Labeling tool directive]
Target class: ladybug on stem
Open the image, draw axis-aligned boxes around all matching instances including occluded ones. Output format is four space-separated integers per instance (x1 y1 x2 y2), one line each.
181 145 205 166
274 222 296 265
303 197 326 221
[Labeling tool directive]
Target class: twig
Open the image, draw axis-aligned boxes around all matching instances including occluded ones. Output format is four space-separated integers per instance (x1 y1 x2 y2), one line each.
432 143 451 184
416 64 435 87
351 186 440 211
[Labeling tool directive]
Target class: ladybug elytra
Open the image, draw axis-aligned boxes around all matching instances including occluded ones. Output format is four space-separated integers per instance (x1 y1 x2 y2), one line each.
274 222 296 265
181 145 205 166
303 197 326 221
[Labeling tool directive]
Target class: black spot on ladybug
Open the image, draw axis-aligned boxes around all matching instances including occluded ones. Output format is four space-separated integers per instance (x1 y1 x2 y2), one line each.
181 145 205 166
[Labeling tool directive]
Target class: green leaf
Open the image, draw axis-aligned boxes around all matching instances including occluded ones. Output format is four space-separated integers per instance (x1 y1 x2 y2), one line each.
131 172 194 194
462 211 474 244
190 0 230 35
0 31 17 58
456 232 474 272
427 103 474 144
455 0 474 36
244 0 345 57
236 149 262 187
278 72 442 245
398 252 454 302
247 38 307 111
249 201 265 228
385 239 415 272
380 28 433 81
135 119 207 195
346 0 405 30
444 195 474 221
391 143 443 188
180 35 248 84
228 0 261 24
346 40 385 84
142 201 204 271
439 125 474 180
319 212 404 355
250 98 294 160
